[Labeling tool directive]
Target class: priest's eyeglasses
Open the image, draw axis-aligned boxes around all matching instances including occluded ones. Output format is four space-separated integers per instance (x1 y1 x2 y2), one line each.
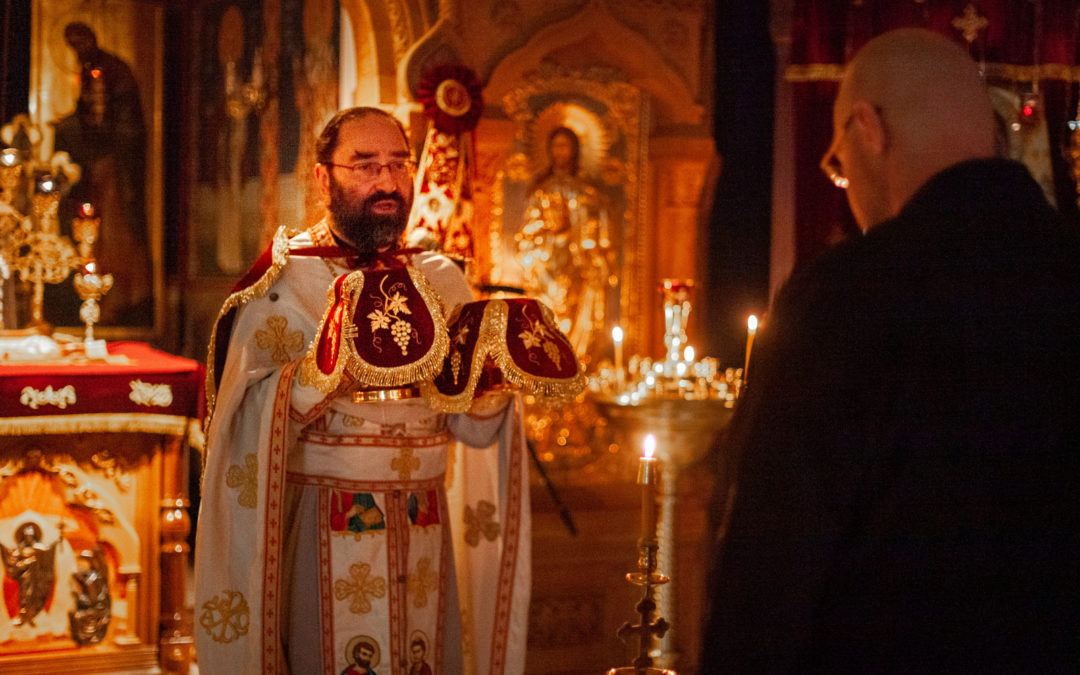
819 113 854 189
325 159 416 182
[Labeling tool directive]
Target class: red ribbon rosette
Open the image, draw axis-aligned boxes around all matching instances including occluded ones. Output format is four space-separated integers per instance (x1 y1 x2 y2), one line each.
416 64 484 134
421 298 585 412
303 264 449 391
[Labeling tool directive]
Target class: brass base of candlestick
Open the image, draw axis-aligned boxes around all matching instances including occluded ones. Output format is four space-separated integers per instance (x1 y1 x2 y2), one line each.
613 542 672 673
607 668 676 675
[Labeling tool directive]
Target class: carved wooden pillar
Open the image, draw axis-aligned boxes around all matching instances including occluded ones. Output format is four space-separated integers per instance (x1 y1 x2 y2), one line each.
159 435 192 674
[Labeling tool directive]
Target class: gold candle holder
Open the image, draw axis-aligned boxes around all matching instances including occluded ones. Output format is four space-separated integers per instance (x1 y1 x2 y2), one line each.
610 434 672 674
0 151 23 206
73 261 113 344
72 202 100 260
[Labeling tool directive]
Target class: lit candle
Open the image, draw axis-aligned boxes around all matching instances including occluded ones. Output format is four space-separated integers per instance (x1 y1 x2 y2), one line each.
744 314 758 383
683 344 695 363
612 325 625 392
79 202 95 218
638 434 658 544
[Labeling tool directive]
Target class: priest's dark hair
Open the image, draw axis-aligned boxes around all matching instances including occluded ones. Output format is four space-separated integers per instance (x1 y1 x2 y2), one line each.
315 106 408 166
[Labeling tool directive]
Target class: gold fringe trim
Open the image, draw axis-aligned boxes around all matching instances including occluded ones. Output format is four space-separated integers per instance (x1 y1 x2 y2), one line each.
493 300 586 401
420 300 586 414
786 62 1080 83
0 413 193 436
204 226 296 425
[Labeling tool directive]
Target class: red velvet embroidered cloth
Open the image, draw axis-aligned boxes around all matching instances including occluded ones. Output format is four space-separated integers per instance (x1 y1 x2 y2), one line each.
0 342 203 421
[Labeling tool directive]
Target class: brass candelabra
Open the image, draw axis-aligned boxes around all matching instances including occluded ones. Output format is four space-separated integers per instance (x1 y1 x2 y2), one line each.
0 115 111 345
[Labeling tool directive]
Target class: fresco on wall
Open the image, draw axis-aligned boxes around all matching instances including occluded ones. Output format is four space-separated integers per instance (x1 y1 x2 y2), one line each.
190 0 338 277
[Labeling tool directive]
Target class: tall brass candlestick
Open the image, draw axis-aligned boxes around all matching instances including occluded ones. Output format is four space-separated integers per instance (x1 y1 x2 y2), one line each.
611 432 672 675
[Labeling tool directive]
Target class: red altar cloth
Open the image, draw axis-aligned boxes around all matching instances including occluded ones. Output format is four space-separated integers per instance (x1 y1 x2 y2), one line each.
0 342 203 436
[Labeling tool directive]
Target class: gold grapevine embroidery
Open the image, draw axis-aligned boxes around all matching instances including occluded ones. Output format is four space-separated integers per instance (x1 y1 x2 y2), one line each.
366 275 414 356
517 313 562 369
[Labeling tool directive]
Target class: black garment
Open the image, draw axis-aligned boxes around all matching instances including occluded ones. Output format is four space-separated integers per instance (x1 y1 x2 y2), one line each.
700 159 1080 673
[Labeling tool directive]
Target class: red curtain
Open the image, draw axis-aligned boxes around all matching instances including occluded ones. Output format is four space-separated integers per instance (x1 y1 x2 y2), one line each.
788 0 1080 267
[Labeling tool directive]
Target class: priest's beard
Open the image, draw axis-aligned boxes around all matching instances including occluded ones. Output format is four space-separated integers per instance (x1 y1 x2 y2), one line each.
327 174 410 254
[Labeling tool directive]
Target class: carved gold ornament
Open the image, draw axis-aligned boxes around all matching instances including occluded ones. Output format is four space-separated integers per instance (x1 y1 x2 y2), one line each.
407 556 438 609
226 453 259 509
199 589 251 643
20 384 76 409
128 380 173 407
333 561 386 614
255 315 305 365
464 500 500 547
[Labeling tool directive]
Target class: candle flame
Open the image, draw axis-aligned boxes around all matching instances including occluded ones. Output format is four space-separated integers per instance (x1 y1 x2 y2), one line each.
643 434 656 459
683 345 694 362
611 325 623 344
80 202 94 218
748 314 758 334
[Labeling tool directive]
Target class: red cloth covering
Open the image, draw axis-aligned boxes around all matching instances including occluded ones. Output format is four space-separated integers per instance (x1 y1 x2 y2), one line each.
787 0 1080 267
429 298 583 406
0 342 203 421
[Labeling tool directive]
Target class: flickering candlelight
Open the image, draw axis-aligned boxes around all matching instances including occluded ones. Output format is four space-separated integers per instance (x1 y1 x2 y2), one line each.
79 202 95 218
638 434 658 544
744 315 758 383
612 325 625 391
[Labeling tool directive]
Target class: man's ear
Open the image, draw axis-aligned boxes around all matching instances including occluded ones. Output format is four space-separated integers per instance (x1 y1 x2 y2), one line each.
850 99 887 156
314 163 331 203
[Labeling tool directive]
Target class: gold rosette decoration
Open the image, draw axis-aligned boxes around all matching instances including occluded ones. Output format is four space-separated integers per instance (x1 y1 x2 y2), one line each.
421 298 585 413
300 263 449 393
404 64 484 266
